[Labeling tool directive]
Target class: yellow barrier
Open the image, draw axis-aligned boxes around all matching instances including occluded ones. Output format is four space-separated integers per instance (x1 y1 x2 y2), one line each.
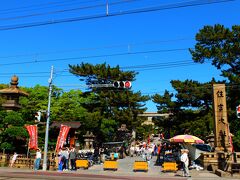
162 162 178 172
76 159 89 169
103 160 118 171
133 161 148 172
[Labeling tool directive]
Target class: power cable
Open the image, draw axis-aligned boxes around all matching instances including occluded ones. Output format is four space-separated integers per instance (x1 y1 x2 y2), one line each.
121 60 194 69
0 37 192 59
0 48 188 66
0 0 100 14
0 0 138 21
0 60 208 77
0 0 234 31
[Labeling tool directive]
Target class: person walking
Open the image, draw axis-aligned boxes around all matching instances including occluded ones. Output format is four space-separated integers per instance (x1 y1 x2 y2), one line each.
144 146 152 165
10 152 18 167
34 149 42 170
61 147 69 171
130 145 135 157
180 149 190 177
69 147 77 171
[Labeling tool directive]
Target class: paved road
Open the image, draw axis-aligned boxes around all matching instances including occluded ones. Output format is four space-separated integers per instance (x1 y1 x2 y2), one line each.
0 156 239 180
0 171 186 180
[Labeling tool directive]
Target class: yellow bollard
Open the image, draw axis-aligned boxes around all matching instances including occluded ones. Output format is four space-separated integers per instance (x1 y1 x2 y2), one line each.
76 159 89 169
133 161 148 172
103 160 118 171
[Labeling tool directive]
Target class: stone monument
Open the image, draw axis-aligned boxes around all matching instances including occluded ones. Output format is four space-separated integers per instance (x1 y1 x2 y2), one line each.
0 75 28 111
83 131 95 150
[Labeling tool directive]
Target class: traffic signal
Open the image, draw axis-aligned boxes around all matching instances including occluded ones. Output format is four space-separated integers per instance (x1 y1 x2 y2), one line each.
237 105 240 119
34 111 41 122
113 81 132 89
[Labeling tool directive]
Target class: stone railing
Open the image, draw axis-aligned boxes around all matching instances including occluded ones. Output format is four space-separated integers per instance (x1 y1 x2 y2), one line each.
0 153 9 167
0 153 57 170
200 152 240 172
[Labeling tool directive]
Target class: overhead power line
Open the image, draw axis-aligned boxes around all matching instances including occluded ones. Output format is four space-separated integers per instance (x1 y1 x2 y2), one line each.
0 59 205 78
0 0 100 14
0 48 188 66
0 0 234 31
0 37 192 59
0 0 138 21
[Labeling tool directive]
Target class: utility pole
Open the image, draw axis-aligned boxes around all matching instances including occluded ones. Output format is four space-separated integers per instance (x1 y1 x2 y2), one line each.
106 0 109 16
42 66 54 171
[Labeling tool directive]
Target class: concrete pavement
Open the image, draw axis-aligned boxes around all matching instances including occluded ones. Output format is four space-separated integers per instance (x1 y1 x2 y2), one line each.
0 156 239 179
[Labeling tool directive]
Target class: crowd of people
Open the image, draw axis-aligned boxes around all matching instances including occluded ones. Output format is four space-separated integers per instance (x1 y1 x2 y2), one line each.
128 140 192 177
8 139 194 177
57 147 77 171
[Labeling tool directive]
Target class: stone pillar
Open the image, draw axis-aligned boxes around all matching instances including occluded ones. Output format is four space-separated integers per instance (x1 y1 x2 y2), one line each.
212 84 232 152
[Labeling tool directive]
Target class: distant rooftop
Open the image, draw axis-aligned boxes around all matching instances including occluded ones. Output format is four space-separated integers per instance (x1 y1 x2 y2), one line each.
50 121 81 129
138 112 172 117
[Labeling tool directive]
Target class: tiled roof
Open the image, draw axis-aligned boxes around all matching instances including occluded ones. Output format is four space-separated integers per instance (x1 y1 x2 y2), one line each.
50 121 81 129
0 87 29 96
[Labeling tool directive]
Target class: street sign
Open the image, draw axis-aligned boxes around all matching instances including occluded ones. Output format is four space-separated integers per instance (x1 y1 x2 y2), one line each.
90 84 114 88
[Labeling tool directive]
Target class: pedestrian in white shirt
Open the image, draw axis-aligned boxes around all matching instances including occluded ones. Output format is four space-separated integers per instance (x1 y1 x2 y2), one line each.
10 152 18 167
180 149 190 177
34 149 42 170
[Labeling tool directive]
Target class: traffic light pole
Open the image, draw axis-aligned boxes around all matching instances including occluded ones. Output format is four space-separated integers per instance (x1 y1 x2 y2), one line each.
42 66 54 171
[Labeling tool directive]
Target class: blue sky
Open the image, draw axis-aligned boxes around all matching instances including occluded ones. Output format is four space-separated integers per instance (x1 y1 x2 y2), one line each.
0 0 239 112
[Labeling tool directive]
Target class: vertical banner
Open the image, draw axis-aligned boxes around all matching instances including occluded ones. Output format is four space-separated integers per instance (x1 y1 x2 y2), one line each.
25 125 38 150
55 124 70 152
227 124 234 153
147 135 150 145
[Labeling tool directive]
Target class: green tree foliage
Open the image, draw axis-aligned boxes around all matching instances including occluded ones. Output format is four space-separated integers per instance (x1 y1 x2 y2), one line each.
152 79 216 140
19 85 57 123
189 24 240 84
152 90 176 113
69 62 149 142
100 118 117 142
50 90 91 122
0 111 28 153
190 24 240 150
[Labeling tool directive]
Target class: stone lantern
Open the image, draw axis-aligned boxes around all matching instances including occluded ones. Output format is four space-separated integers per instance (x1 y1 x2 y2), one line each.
206 131 215 149
83 131 95 150
0 75 28 111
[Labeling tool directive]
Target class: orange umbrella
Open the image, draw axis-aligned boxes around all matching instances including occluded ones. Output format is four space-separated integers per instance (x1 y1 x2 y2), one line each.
169 134 204 144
